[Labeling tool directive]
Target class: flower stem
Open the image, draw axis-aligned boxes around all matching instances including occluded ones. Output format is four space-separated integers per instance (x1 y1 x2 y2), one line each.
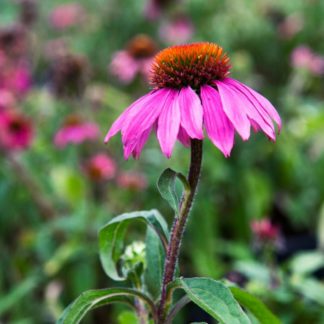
157 139 203 323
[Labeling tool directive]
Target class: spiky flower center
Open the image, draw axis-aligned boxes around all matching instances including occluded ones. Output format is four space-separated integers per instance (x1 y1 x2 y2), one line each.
150 42 231 89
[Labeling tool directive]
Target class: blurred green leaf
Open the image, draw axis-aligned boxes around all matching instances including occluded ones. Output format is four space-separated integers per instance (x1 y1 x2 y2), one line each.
50 167 86 207
118 311 138 324
99 210 168 281
157 168 189 213
57 288 155 324
173 277 251 324
291 277 324 306
290 251 324 276
230 286 281 324
0 276 39 315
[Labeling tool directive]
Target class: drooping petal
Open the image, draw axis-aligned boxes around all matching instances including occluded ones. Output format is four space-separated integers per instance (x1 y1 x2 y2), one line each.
157 89 181 158
132 127 152 159
104 91 154 143
215 80 251 140
221 79 276 140
225 78 282 132
122 89 171 150
200 85 234 157
177 127 190 147
178 86 204 139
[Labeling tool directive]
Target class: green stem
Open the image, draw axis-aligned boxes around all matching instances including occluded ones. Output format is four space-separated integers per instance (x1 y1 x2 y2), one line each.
157 139 203 323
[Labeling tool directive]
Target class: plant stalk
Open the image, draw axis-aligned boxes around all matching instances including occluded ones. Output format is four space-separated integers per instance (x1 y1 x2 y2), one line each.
157 139 203 323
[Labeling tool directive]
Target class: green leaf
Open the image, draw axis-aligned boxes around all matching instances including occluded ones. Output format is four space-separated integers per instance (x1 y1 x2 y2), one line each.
0 276 39 315
174 277 251 324
145 227 165 300
57 288 155 324
99 210 168 281
230 287 281 324
118 311 139 324
290 251 324 276
157 168 189 213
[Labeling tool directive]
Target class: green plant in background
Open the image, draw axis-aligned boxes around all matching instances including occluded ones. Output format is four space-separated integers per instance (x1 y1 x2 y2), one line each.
1 0 324 323
59 42 282 323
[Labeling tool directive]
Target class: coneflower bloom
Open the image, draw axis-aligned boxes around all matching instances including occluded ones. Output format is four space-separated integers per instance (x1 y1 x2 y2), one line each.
105 42 281 159
109 35 157 84
159 15 194 45
0 109 33 151
251 219 279 243
83 153 116 182
54 115 99 148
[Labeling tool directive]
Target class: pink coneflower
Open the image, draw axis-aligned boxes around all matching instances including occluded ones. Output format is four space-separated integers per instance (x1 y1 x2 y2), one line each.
84 153 116 182
49 3 86 30
144 0 174 20
251 219 279 243
0 109 33 151
291 45 324 76
0 56 31 97
109 35 157 84
159 16 194 44
105 42 281 159
54 115 100 148
0 90 16 110
117 171 148 190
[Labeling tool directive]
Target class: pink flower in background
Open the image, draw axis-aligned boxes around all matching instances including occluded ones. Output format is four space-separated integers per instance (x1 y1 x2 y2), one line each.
0 90 16 110
109 35 157 84
251 219 279 242
84 153 117 182
159 16 194 44
0 109 33 151
278 14 303 39
0 55 31 97
117 171 148 190
291 45 324 76
144 0 174 20
54 115 100 148
105 43 281 159
49 3 85 30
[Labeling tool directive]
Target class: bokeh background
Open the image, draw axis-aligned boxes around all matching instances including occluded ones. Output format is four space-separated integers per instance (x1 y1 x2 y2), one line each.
1 0 324 323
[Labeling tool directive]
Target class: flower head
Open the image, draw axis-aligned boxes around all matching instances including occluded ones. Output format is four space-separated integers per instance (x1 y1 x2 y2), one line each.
291 45 324 76
54 115 100 148
49 3 86 30
251 219 279 243
84 153 117 182
109 35 157 84
159 15 194 44
0 110 33 151
105 42 281 159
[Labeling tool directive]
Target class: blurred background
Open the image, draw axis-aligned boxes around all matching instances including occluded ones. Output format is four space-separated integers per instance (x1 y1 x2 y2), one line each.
0 0 324 323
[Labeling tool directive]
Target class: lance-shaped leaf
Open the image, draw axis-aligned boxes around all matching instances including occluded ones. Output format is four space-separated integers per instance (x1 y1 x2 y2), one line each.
157 168 190 213
230 287 280 324
99 209 168 281
145 227 166 300
57 288 156 324
171 277 251 324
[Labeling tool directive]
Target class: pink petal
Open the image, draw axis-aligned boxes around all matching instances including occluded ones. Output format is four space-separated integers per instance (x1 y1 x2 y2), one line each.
132 127 152 159
177 127 190 147
221 79 276 141
178 87 204 139
226 78 281 132
122 89 171 146
121 89 171 159
200 85 234 157
104 92 154 143
157 89 181 158
215 81 251 140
